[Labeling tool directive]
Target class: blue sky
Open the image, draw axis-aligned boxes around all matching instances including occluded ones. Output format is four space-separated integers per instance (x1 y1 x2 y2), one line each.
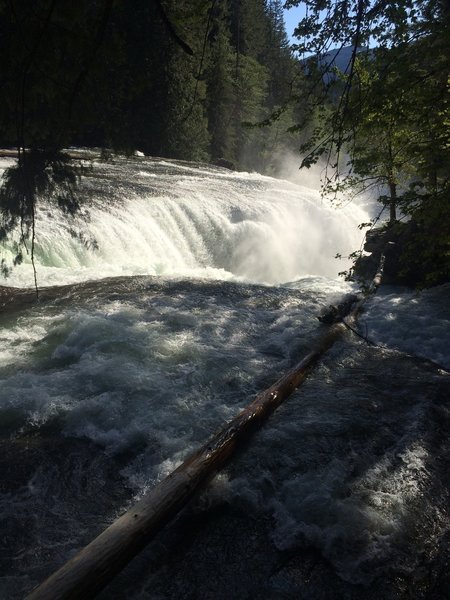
283 5 307 43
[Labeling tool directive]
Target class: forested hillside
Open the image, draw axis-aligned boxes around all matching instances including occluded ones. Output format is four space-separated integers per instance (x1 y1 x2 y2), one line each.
0 0 300 170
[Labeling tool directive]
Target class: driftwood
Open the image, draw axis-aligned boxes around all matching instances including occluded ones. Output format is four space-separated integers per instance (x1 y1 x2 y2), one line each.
25 259 386 600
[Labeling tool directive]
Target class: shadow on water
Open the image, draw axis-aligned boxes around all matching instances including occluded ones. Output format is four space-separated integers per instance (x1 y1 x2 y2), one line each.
119 353 450 600
95 349 449 600
0 277 448 599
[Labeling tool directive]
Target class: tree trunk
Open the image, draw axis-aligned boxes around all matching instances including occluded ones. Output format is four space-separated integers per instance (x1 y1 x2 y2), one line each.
388 179 397 223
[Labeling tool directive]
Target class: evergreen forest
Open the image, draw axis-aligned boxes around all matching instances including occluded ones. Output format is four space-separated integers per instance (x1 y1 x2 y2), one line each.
0 0 298 168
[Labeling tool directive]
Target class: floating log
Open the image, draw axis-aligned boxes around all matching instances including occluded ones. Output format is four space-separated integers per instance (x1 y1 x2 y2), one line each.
25 258 386 600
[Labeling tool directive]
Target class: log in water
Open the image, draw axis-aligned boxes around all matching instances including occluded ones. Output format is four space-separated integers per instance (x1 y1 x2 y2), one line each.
25 293 363 600
2 157 448 599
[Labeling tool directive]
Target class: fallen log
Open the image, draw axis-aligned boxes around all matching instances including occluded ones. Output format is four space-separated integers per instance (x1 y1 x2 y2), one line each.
25 326 356 599
25 260 386 600
317 293 359 324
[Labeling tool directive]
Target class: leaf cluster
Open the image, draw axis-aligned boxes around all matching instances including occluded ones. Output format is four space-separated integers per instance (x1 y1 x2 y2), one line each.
287 0 449 285
0 150 84 259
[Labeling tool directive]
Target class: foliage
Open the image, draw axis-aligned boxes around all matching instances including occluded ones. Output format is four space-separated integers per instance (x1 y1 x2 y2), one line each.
0 151 82 237
287 0 450 286
0 150 85 290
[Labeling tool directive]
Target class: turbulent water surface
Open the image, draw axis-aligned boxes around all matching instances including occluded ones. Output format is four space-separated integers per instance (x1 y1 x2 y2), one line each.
0 155 449 599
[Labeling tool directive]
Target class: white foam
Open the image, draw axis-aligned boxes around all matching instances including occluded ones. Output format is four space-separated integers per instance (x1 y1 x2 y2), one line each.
1 156 369 288
363 284 450 368
1 156 447 593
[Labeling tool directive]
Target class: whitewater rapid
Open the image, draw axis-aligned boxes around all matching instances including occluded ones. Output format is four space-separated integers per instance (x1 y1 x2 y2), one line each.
0 154 448 599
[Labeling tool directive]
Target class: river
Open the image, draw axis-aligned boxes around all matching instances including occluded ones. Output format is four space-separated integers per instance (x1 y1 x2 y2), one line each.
0 155 448 599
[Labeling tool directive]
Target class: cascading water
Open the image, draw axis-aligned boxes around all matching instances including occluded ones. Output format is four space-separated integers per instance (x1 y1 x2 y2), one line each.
1 155 367 287
0 154 448 600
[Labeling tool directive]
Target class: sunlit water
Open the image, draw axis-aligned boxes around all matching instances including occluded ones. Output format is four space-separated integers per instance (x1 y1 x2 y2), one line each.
0 155 449 599
1 153 369 287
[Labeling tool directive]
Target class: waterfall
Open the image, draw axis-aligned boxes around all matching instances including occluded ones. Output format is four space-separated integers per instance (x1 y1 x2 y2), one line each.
1 154 447 600
1 156 369 288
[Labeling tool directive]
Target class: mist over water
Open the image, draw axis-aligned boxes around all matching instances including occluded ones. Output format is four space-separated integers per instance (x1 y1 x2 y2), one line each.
0 155 448 599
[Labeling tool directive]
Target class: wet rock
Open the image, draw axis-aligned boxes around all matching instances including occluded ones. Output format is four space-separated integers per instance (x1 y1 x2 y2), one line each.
214 158 236 171
353 222 420 287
